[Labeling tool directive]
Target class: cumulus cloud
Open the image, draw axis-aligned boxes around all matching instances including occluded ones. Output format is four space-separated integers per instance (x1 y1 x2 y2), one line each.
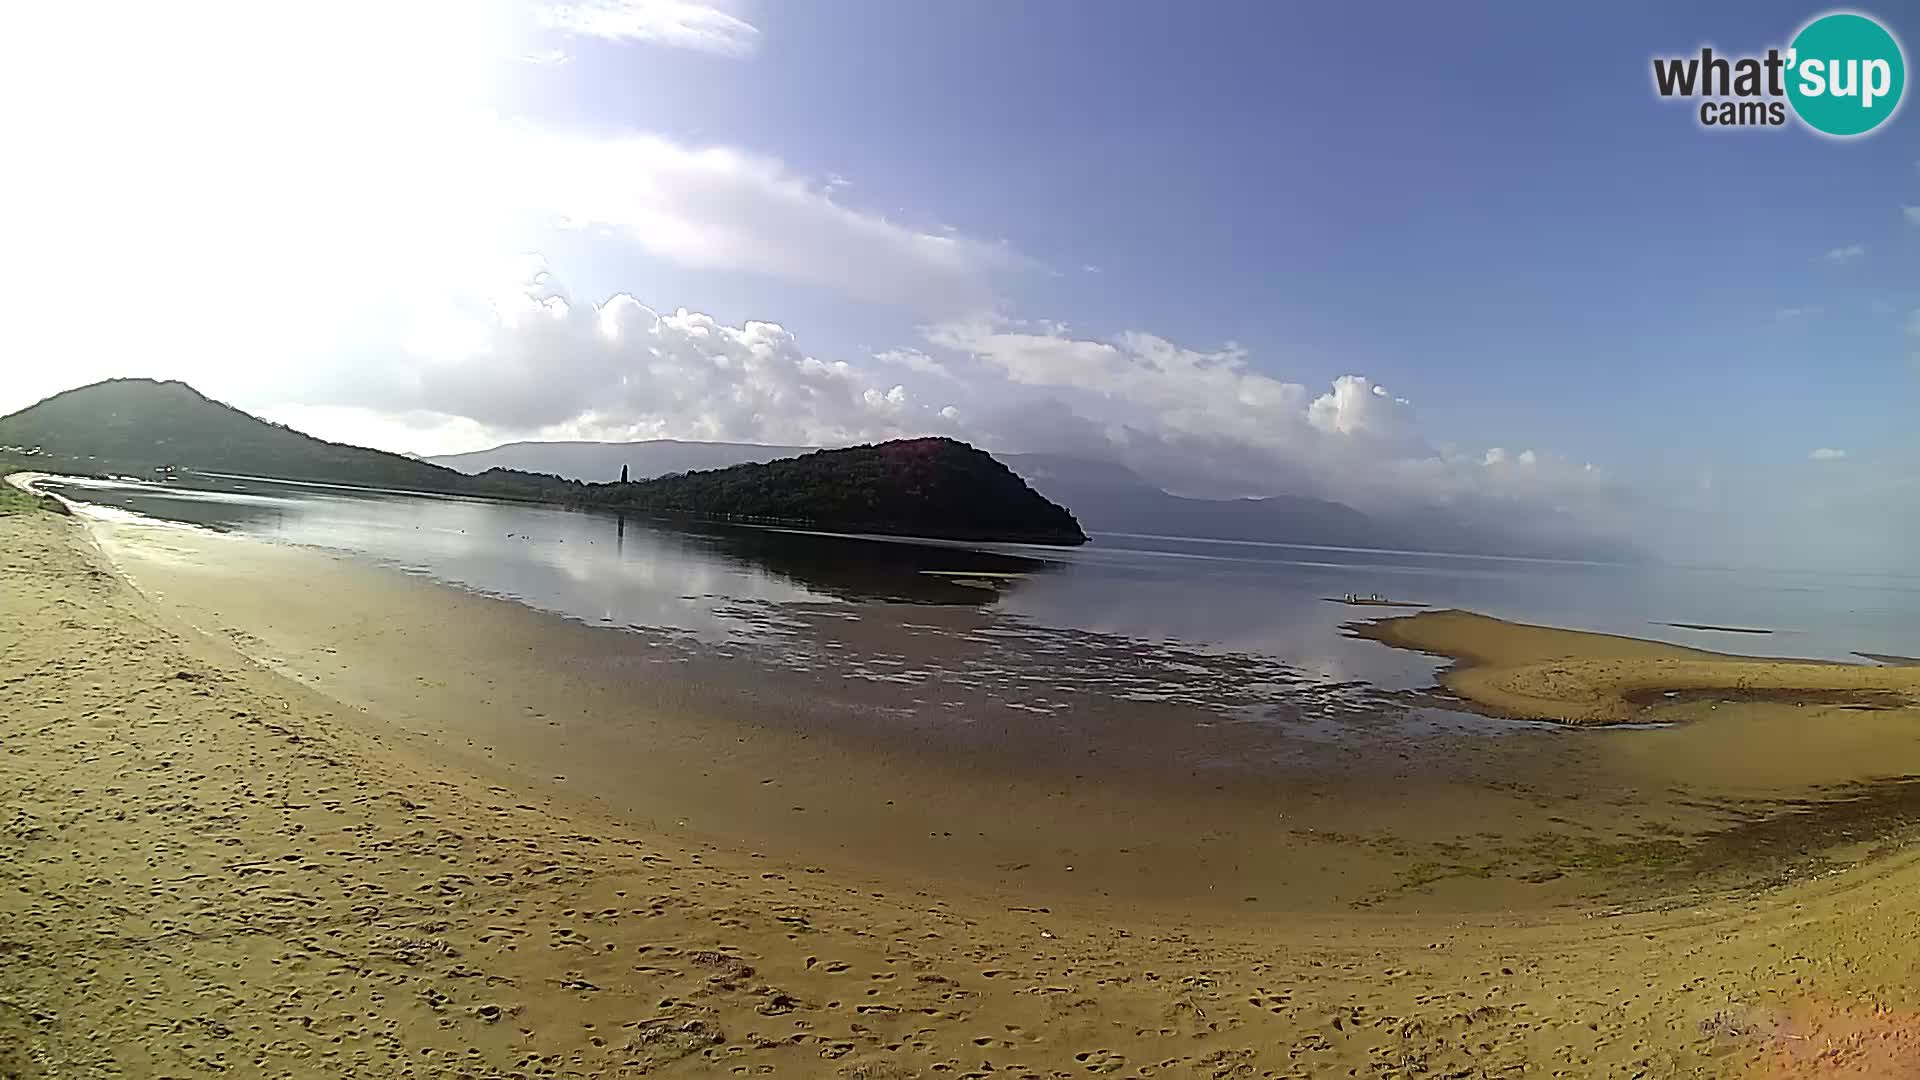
293 265 958 452
246 268 1614 534
1308 376 1411 436
0 0 1035 440
923 319 1319 453
537 0 760 56
921 317 1609 513
1819 243 1866 263
1810 448 1847 461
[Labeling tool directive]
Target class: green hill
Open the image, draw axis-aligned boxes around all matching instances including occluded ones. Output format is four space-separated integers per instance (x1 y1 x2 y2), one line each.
0 378 469 491
0 379 1086 545
582 438 1087 545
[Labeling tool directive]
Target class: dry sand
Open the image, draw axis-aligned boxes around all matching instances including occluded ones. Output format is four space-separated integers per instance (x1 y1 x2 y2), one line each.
8 510 1920 1077
1348 610 1920 726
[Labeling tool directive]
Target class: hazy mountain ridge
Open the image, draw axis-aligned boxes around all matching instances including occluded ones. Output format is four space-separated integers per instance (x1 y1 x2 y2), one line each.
432 439 812 482
1001 453 1379 548
432 438 1634 560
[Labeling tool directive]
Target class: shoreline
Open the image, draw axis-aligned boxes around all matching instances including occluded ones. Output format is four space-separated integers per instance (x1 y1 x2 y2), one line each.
73 510 1623 918
79 505 1920 923
10 508 1920 1073
1347 608 1920 725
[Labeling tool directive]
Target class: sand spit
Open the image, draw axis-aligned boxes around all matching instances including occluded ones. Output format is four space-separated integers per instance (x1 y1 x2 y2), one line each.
8 512 1920 1076
1348 609 1920 726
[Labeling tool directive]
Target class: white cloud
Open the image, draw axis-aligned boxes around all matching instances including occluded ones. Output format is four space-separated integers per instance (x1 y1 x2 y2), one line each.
1908 310 1920 337
1309 376 1410 435
287 265 959 453
1810 448 1847 461
497 128 1012 311
0 0 1010 364
923 319 1319 453
259 405 504 458
921 316 1610 513
1775 306 1823 321
874 349 960 382
1904 206 1920 225
537 1 760 57
231 270 1615 530
1819 243 1866 263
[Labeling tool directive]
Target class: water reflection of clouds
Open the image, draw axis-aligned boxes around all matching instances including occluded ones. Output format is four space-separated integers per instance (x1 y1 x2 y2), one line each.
997 563 1442 690
51 473 1920 702
52 476 833 643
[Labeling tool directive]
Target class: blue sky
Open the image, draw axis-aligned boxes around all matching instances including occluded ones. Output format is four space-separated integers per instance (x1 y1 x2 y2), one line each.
521 1 1918 473
2 1 1916 566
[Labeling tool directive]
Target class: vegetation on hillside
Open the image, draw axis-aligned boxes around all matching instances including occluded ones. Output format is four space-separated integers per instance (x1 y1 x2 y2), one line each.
0 379 469 492
580 438 1086 544
0 380 1087 545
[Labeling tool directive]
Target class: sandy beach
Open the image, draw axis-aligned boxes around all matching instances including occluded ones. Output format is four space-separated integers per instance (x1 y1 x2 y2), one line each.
9 506 1920 1077
1348 610 1920 726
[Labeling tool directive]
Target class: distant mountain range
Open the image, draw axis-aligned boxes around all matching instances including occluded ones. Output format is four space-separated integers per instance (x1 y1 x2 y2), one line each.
430 438 1636 561
0 380 1084 545
431 440 1372 544
1000 453 1379 548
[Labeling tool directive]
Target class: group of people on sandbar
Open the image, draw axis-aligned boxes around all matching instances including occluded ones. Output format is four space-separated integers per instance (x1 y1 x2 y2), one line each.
1344 592 1385 603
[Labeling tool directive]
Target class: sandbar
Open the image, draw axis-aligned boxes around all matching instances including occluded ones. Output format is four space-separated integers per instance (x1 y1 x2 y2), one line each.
1348 609 1920 725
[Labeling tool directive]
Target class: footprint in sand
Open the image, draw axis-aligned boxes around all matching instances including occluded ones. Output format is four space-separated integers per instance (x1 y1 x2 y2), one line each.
1247 988 1293 1013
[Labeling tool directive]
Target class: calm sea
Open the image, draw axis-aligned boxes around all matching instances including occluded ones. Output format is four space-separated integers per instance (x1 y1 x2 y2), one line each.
41 474 1920 705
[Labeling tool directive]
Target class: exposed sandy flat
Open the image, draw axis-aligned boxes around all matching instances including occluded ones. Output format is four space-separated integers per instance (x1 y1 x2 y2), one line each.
1348 609 1920 725
7 509 1920 1077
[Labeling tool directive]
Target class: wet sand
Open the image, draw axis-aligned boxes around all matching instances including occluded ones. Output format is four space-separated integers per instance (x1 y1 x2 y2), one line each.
81 517 1614 915
75 517 1920 918
9 508 1920 1076
1348 609 1920 726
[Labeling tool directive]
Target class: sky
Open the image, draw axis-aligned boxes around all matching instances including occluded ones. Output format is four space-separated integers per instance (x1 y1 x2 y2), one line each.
1 1 1916 569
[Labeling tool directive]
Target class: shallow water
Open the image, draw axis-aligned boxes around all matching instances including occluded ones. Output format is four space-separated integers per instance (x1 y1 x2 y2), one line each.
45 473 1918 680
54 472 1920 912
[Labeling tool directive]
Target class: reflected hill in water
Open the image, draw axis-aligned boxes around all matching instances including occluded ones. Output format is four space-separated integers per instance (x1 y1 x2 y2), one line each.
43 473 1059 609
40 472 1920 673
613 512 1058 606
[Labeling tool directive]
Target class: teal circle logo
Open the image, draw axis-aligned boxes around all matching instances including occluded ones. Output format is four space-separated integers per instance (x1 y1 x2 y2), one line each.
1787 12 1906 137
